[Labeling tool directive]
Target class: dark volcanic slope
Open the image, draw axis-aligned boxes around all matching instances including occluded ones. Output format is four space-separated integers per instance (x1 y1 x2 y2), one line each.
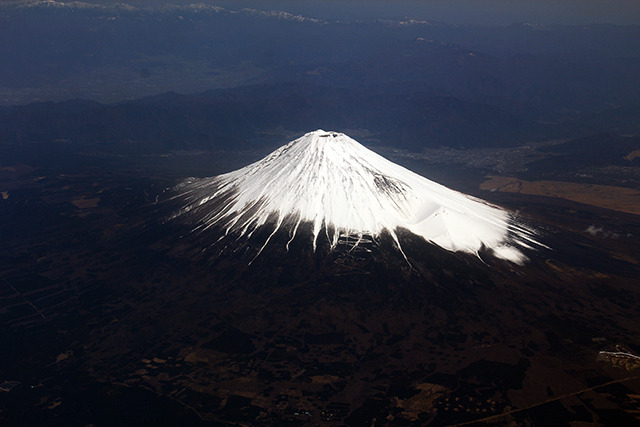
1 156 639 426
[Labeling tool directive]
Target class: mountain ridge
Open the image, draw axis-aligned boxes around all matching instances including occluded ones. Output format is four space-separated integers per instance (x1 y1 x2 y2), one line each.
0 84 559 150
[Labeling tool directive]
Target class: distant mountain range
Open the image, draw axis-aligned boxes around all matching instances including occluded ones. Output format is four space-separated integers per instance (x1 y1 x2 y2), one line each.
2 83 639 153
1 0 639 117
0 84 558 151
1 1 639 156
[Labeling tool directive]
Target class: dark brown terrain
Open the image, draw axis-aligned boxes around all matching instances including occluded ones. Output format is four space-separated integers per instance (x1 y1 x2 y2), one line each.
1 142 639 426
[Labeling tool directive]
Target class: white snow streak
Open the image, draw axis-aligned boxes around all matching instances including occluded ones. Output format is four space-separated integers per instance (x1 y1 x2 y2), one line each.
172 130 542 264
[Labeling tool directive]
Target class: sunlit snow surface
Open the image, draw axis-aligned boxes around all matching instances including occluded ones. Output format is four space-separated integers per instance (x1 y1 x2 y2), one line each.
171 130 542 264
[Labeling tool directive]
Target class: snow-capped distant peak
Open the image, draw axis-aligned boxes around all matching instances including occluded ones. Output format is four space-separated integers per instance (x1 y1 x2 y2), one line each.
171 130 542 264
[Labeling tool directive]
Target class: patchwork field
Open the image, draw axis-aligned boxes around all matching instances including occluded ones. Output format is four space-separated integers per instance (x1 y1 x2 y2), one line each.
481 176 640 216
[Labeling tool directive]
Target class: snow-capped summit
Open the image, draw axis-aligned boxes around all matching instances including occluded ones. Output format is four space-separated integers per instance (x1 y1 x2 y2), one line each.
171 130 541 264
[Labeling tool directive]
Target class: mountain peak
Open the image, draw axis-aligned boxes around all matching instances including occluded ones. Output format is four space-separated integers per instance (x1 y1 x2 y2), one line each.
295 129 355 147
309 129 343 137
171 131 542 264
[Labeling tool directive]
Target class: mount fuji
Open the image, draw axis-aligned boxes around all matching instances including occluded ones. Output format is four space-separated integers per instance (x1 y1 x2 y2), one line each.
170 130 541 264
